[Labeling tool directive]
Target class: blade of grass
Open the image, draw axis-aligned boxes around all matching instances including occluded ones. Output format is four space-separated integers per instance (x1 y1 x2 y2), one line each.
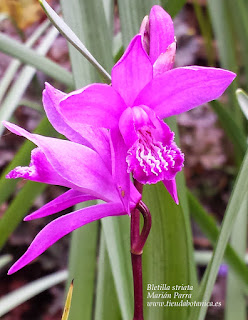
94 232 122 320
18 99 44 113
0 26 60 136
117 0 159 47
207 0 241 125
0 181 47 249
236 89 248 121
0 270 68 317
66 213 98 320
161 0 187 17
0 31 73 87
40 0 111 83
210 100 247 161
226 0 248 89
225 198 247 320
190 149 248 320
62 279 74 320
0 255 12 270
101 216 133 320
188 190 248 290
193 0 214 66
0 19 50 103
102 0 114 35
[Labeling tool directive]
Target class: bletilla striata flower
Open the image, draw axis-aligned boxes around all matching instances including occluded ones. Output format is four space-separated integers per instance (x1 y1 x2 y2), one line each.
49 6 235 204
4 5 235 274
3 100 141 274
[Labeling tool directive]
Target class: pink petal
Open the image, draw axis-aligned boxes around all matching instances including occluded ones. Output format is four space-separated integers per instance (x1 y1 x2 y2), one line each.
163 179 179 204
3 122 119 202
119 107 140 148
8 202 126 274
43 83 88 145
135 66 236 118
59 83 126 129
149 5 175 63
25 189 96 221
6 148 74 188
110 129 130 213
44 83 112 169
112 34 153 107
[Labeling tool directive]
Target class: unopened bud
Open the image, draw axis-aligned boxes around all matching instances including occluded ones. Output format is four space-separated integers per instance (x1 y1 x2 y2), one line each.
153 41 176 77
139 15 150 54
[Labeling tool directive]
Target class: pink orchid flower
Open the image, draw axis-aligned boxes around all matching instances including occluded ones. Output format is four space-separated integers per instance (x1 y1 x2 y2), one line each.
3 111 141 274
50 8 235 204
4 5 235 274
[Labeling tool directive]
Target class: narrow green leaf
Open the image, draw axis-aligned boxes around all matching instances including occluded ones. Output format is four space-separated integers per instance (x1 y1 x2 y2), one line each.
0 181 46 249
210 100 247 161
143 181 194 320
102 0 114 35
62 279 74 320
236 89 248 121
117 0 159 47
18 99 44 113
161 0 187 17
101 216 133 320
0 27 61 136
191 149 248 320
225 198 247 320
0 31 73 87
194 251 214 266
207 0 241 125
193 0 214 66
188 190 248 290
0 270 68 317
226 0 248 88
94 232 122 320
66 217 98 320
0 255 12 270
40 0 111 83
0 19 50 103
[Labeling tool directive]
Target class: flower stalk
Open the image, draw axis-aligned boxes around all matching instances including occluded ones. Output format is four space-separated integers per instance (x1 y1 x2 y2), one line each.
131 195 152 320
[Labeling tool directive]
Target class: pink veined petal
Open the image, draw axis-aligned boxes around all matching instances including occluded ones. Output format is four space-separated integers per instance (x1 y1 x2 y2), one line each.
163 178 179 205
44 83 112 170
112 34 153 107
8 202 126 274
119 107 140 148
43 83 89 145
153 41 176 77
6 148 79 189
25 189 97 221
149 5 175 64
110 129 130 213
134 66 236 119
59 83 126 130
3 121 119 202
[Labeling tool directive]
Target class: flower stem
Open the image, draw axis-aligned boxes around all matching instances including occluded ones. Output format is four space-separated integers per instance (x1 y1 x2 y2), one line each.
131 196 152 320
131 208 143 320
